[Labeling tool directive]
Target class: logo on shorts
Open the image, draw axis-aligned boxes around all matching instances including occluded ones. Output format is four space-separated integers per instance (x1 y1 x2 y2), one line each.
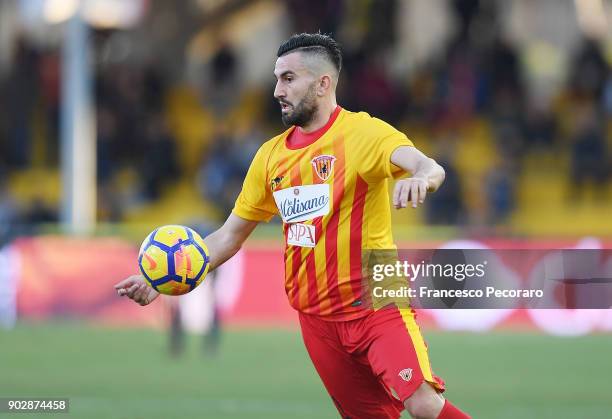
311 155 336 182
398 368 413 382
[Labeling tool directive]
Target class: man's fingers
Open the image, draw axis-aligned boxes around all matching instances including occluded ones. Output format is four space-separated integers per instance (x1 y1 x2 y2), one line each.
138 287 158 306
138 292 151 306
133 284 148 303
125 283 141 298
419 181 427 203
399 183 410 208
411 182 420 208
114 277 135 290
393 182 402 208
115 274 157 306
394 179 428 210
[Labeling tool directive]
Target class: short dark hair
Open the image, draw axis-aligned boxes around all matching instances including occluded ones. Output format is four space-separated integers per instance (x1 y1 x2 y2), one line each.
277 33 342 74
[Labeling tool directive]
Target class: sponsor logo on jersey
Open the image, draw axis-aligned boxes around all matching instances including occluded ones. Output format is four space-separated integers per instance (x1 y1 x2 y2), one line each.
398 368 413 382
287 223 316 247
270 175 284 191
273 184 330 223
311 155 336 182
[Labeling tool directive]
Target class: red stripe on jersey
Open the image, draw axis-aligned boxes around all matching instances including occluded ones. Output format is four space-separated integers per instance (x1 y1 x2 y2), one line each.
305 246 319 313
324 137 345 313
291 243 302 309
283 224 294 303
277 157 295 303
289 163 302 309
304 147 324 314
349 175 368 301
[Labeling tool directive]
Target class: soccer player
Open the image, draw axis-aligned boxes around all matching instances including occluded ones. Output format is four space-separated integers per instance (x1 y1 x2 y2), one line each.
115 33 471 419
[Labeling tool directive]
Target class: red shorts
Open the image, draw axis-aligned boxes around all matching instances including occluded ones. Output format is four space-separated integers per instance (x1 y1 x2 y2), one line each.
299 307 445 419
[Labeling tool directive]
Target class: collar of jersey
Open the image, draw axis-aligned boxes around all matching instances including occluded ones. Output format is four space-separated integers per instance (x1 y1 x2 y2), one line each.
285 106 342 150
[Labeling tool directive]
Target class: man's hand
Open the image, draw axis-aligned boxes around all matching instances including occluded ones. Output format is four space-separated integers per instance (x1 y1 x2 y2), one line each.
390 146 445 209
393 177 429 209
114 275 160 306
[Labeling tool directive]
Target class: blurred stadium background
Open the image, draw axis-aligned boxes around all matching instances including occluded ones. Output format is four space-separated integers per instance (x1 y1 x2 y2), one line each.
0 0 611 418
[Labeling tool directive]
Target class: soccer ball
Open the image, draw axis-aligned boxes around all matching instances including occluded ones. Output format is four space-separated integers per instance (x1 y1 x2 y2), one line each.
138 225 210 295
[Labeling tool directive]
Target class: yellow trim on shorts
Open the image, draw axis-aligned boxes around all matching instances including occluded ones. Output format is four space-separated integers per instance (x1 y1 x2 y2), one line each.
398 308 434 382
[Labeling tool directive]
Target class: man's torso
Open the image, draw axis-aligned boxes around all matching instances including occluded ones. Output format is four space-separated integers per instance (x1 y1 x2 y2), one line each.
233 108 414 319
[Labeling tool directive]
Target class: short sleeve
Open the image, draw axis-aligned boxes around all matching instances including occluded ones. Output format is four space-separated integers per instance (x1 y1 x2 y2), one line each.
357 117 414 183
232 146 278 222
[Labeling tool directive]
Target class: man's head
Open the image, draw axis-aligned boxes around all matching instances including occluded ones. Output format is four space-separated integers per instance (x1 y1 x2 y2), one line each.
274 33 342 127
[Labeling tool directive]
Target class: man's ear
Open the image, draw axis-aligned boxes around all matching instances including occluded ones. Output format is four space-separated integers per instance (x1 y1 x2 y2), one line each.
317 75 332 96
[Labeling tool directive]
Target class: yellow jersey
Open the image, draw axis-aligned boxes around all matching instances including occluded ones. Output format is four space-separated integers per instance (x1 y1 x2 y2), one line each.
233 107 413 320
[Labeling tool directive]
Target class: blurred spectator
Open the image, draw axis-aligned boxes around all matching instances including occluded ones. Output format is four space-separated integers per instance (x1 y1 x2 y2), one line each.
39 50 61 166
486 161 516 225
362 0 398 52
426 160 464 225
569 103 609 198
434 39 480 127
211 42 236 85
168 267 221 357
197 121 259 215
0 87 6 167
233 121 264 174
568 37 609 103
0 172 19 246
524 103 557 150
96 105 121 184
198 124 235 214
483 36 523 96
23 198 57 225
98 184 124 223
142 66 166 114
205 41 240 116
491 88 525 162
604 74 612 115
4 38 40 168
139 115 180 201
451 0 481 39
479 35 524 117
286 0 344 35
350 53 405 123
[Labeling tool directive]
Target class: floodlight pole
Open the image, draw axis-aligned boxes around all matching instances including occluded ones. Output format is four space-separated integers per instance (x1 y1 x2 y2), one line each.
60 2 96 235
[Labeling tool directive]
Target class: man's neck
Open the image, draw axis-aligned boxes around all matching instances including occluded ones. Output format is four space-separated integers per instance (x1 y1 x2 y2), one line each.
299 100 338 134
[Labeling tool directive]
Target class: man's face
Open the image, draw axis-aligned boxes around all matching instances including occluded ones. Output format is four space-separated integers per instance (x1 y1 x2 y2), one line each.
273 52 318 127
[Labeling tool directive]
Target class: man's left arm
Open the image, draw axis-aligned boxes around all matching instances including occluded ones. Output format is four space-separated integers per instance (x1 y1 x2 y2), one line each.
390 146 445 209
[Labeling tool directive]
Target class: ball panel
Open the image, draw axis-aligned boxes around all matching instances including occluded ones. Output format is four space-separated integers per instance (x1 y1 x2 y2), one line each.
192 233 206 249
190 236 210 280
192 251 209 287
173 243 205 281
139 244 169 281
153 225 190 248
156 281 191 296
138 230 155 254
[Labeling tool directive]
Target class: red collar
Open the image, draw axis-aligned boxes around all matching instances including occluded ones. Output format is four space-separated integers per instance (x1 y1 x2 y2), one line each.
286 106 342 150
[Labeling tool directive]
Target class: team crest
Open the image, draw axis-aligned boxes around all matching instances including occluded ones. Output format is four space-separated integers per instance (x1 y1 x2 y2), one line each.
311 155 336 182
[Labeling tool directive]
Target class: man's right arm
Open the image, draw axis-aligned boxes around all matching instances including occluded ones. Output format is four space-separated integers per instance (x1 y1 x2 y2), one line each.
114 213 259 305
203 213 259 272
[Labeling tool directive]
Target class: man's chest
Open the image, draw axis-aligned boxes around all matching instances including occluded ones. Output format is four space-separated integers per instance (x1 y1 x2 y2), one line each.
267 147 354 224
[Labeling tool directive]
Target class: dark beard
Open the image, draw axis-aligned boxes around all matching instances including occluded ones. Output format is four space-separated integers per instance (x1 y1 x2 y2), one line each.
281 86 318 127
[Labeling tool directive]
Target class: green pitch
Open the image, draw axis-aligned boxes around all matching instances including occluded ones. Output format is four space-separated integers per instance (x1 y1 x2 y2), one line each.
1 323 611 418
